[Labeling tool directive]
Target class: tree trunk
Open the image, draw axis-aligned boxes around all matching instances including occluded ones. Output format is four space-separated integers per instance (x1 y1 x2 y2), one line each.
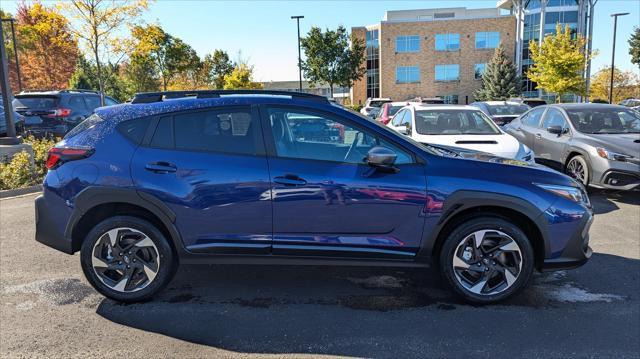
329 83 334 98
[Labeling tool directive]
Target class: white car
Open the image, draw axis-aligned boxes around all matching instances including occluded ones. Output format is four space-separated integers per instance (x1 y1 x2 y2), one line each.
387 104 534 162
360 97 392 118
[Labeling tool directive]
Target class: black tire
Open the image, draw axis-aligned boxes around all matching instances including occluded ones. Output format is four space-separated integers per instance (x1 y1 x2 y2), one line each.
439 216 534 304
80 216 176 302
565 155 590 187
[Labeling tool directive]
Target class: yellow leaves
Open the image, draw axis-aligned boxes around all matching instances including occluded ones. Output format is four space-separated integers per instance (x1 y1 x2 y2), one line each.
223 64 263 90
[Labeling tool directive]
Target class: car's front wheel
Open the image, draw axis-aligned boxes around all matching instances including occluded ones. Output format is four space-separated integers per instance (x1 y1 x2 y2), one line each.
80 216 176 302
439 217 534 303
566 155 589 187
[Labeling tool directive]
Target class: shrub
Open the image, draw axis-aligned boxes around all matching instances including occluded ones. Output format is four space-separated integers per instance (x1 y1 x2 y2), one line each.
0 151 36 190
24 135 56 180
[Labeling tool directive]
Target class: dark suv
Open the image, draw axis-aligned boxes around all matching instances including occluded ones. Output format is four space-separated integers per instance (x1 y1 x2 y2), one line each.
35 90 593 303
13 90 118 137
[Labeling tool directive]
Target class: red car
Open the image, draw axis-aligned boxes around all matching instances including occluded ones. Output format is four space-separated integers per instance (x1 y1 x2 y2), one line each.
376 102 408 125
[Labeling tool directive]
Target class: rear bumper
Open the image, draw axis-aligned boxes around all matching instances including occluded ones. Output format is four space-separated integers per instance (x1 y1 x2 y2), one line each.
34 195 74 254
541 207 594 271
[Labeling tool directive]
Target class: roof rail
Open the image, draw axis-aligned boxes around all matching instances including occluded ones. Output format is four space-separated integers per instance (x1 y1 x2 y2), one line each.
60 89 101 94
131 90 329 104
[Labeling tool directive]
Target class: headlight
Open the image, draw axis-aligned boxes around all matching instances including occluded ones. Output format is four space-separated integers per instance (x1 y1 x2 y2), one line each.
516 143 534 162
596 147 632 162
535 183 590 206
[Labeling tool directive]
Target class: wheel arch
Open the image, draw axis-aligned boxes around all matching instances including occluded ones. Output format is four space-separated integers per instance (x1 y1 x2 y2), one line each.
420 191 548 271
66 187 184 255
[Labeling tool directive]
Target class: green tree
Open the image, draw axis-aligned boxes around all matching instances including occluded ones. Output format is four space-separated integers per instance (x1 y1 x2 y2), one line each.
630 26 640 69
474 45 521 101
223 63 263 89
203 49 234 89
590 67 640 104
527 24 595 102
123 54 160 94
68 56 129 101
301 26 366 96
60 0 149 97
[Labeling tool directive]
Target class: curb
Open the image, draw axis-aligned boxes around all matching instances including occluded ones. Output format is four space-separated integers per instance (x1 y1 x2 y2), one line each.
0 184 43 199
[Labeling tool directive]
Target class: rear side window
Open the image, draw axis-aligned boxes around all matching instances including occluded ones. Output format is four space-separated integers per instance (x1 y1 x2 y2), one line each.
67 96 88 112
117 117 151 144
84 96 102 110
149 107 258 155
13 96 58 110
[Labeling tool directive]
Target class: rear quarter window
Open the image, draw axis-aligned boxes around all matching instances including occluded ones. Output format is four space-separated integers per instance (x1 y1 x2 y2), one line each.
64 113 104 139
117 117 152 144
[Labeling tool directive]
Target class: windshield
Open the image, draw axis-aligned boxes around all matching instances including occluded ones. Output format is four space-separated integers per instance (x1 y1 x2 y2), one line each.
13 96 58 110
566 108 640 134
487 104 529 116
414 109 501 135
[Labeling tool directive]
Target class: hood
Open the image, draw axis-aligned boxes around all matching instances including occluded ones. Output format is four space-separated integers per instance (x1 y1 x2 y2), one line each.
581 133 640 157
414 133 522 159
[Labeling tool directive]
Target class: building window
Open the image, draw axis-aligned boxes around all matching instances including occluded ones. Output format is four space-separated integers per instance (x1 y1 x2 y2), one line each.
474 63 486 79
475 32 500 49
435 64 459 81
435 33 460 51
366 29 380 98
396 35 420 53
396 66 420 83
438 95 459 104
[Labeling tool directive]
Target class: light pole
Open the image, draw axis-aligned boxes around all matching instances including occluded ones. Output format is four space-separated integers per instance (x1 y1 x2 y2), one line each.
291 15 304 92
0 18 19 144
1 18 21 92
609 12 629 104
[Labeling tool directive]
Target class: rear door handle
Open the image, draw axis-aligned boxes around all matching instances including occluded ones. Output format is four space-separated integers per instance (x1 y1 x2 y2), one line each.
145 162 177 174
274 174 307 186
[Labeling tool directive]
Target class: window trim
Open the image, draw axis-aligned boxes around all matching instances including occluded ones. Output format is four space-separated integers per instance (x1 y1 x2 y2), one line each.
258 104 418 165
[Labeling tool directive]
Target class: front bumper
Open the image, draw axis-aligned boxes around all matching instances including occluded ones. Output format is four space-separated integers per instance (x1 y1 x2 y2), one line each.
35 194 74 254
590 155 640 191
541 205 594 271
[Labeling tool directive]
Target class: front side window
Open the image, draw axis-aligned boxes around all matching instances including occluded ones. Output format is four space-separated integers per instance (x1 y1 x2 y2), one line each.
396 35 420 53
566 108 640 134
474 63 486 79
150 107 258 155
435 33 460 51
542 108 569 130
267 107 413 164
435 64 459 81
396 66 420 83
392 110 405 126
522 107 545 127
475 32 500 49
414 110 500 135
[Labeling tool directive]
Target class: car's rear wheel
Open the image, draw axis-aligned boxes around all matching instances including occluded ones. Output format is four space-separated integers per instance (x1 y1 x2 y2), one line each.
566 155 589 187
439 217 534 303
80 216 176 302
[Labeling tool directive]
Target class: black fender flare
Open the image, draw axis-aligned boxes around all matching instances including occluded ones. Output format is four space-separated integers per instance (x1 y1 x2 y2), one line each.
418 190 550 260
65 186 184 253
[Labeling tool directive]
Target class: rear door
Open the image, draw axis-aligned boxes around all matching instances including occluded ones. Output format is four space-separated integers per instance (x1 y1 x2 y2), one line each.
262 105 427 259
131 105 272 254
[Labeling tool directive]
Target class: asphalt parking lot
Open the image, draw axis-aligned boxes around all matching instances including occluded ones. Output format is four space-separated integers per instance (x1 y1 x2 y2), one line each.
1 190 639 358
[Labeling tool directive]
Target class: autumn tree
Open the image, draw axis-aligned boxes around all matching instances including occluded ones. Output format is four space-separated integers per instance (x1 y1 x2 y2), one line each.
60 0 149 97
223 63 262 90
301 26 366 96
474 45 521 101
630 26 640 69
68 56 129 101
203 50 234 89
590 67 640 104
527 24 595 102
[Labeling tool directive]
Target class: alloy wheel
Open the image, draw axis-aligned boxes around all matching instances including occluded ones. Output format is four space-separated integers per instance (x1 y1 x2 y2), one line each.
566 158 587 185
91 227 160 293
451 230 523 296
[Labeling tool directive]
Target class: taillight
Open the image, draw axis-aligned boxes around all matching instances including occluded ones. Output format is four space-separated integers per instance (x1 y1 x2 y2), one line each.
46 147 94 169
45 108 72 118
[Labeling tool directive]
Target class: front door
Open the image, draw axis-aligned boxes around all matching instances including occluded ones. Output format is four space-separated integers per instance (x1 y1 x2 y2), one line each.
262 105 427 259
131 105 272 254
537 108 571 168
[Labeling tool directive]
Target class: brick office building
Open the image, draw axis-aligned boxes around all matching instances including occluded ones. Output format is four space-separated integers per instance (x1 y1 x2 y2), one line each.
351 7 516 106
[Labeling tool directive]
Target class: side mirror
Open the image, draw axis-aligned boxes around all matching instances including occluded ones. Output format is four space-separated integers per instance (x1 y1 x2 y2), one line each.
547 125 563 135
366 146 398 172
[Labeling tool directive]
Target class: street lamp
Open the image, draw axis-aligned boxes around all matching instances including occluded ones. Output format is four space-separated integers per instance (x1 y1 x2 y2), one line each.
291 15 304 92
0 16 20 144
609 12 629 104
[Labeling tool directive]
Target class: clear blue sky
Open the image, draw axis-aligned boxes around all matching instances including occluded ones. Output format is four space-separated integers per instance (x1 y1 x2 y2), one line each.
2 0 639 81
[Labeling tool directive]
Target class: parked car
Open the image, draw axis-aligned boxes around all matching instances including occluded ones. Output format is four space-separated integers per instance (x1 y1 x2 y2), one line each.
0 103 25 137
35 90 592 304
407 97 445 104
12 90 118 137
509 98 547 108
471 101 530 126
619 98 640 110
376 101 408 125
360 97 392 118
387 104 534 163
504 104 640 190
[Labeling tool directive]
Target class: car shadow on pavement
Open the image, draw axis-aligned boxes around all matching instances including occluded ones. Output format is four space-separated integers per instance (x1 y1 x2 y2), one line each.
95 252 639 357
589 189 640 215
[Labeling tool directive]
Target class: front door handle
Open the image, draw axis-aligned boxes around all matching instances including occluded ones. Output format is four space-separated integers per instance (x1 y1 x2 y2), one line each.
535 133 542 140
274 174 307 186
145 162 177 174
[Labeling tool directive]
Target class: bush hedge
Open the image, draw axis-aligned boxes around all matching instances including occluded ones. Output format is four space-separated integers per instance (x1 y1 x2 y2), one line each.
0 136 56 190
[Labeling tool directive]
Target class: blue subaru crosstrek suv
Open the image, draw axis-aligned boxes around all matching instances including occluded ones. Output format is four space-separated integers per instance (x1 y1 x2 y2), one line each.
35 90 593 303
